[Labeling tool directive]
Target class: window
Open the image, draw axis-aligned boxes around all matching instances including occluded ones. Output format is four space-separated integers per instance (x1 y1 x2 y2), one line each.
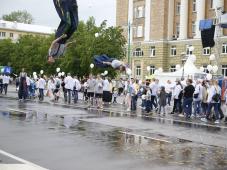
150 65 155 75
134 6 144 18
150 46 156 57
192 21 196 34
0 32 6 37
133 48 144 57
203 65 209 73
222 43 227 54
170 66 176 72
10 33 13 38
203 47 211 55
136 66 141 76
193 0 196 12
222 65 227 76
210 0 213 9
186 45 193 55
176 2 181 15
176 23 180 37
171 46 177 56
137 26 143 37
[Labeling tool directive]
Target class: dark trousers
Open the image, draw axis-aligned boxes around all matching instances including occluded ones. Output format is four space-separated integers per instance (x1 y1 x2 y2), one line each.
201 102 208 115
93 55 114 68
172 99 182 113
54 0 78 44
166 93 172 106
73 90 78 103
207 103 219 120
39 89 44 101
131 95 137 111
3 83 8 95
183 98 193 117
151 95 157 110
0 83 3 94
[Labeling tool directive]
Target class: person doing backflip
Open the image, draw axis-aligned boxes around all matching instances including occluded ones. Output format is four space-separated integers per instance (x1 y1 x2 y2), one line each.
48 0 79 63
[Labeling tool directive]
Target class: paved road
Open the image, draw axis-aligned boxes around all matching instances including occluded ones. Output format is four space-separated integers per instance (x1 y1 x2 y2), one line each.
0 98 227 170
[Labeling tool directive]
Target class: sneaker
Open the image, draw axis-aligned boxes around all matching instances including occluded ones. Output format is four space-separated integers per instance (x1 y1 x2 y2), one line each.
170 112 174 114
126 108 131 112
201 118 208 123
191 114 195 118
214 120 220 124
178 114 184 117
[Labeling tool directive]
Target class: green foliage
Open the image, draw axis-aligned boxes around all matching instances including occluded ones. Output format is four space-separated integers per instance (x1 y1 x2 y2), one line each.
0 17 126 78
2 10 34 24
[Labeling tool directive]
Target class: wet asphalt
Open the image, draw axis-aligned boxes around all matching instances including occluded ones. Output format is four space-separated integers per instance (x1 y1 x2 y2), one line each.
0 98 227 170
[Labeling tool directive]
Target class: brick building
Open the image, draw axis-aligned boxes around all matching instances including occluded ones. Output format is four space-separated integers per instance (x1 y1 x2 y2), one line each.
116 0 227 79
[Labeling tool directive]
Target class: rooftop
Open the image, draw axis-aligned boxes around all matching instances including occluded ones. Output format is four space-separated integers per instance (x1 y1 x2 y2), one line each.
0 20 56 35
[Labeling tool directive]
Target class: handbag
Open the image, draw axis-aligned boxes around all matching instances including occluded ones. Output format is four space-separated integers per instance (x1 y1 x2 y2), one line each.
212 87 220 102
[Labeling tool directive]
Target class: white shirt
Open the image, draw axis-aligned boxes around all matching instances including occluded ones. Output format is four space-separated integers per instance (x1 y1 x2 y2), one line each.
103 79 110 91
74 79 81 91
207 85 221 103
38 78 46 89
64 76 75 90
173 84 182 99
111 60 122 69
48 80 55 90
26 77 31 86
3 75 10 84
193 83 203 101
165 83 173 94
149 82 159 96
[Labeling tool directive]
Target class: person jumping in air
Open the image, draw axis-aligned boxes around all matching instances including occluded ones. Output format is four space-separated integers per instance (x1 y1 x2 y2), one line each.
93 54 127 72
48 0 79 63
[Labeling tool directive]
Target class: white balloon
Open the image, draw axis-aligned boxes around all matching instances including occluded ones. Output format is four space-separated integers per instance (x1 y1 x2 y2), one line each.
189 46 195 52
40 70 44 75
146 66 151 72
1 68 4 73
95 33 99 38
207 65 213 72
209 54 216 61
206 74 212 80
62 72 65 76
158 68 163 73
33 72 37 76
58 73 62 77
90 63 94 69
176 64 181 70
56 68 60 73
126 68 132 75
212 65 218 73
104 70 108 75
199 67 205 72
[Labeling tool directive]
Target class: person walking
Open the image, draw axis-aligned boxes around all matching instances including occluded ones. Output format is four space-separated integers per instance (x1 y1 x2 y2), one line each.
64 73 74 104
171 79 183 115
193 80 203 118
73 76 81 103
2 74 10 95
158 86 167 115
102 77 111 104
165 80 173 106
47 76 55 101
149 79 159 111
87 74 96 105
183 79 195 119
38 75 46 101
201 80 209 117
95 74 104 109
201 80 221 124
18 68 27 100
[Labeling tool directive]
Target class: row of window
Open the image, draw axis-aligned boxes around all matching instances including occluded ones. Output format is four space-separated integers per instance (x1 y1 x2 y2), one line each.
135 64 227 77
132 44 227 57
0 32 14 38
176 0 213 15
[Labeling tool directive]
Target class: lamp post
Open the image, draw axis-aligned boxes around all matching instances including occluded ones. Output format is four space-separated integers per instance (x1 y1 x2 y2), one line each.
127 22 131 68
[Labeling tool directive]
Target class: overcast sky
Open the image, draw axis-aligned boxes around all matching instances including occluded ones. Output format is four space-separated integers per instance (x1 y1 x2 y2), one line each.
0 0 116 28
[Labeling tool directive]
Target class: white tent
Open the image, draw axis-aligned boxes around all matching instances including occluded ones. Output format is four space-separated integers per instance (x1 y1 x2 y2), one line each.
154 59 206 83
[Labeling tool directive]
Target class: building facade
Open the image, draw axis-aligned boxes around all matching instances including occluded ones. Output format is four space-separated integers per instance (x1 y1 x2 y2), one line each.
0 20 55 42
116 0 227 79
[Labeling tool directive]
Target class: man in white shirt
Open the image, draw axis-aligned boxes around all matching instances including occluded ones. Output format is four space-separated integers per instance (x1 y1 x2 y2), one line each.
193 80 203 117
149 79 159 111
73 76 81 103
64 73 74 104
171 79 183 114
165 80 173 106
38 75 46 101
3 74 10 95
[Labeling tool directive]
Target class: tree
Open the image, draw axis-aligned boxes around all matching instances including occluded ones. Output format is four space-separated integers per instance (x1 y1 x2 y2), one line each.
2 10 34 24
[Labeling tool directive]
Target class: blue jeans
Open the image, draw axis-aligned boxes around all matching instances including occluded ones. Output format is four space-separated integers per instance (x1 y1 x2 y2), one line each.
73 90 78 103
131 95 137 111
201 102 208 115
166 93 172 106
183 98 193 117
39 89 44 101
93 55 114 68
193 100 201 116
207 103 219 120
65 89 72 104
151 95 157 110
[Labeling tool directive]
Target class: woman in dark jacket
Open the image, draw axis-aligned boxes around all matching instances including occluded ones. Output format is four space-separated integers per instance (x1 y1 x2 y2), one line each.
158 86 167 115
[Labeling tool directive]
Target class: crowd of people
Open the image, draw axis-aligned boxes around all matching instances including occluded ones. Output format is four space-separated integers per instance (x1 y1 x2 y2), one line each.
1 68 227 124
